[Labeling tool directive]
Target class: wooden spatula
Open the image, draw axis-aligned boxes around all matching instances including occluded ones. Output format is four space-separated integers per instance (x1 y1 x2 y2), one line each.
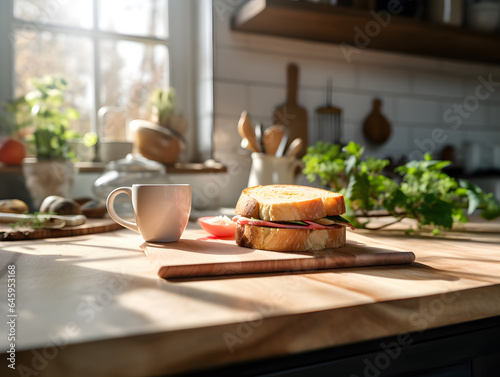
263 125 285 156
238 111 260 153
363 98 391 144
273 63 308 158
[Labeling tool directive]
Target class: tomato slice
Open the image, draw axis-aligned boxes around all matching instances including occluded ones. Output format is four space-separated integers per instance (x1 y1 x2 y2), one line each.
198 216 236 238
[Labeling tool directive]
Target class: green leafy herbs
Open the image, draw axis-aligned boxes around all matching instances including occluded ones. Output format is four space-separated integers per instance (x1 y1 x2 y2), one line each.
325 215 351 224
6 76 81 161
9 212 56 230
303 142 500 231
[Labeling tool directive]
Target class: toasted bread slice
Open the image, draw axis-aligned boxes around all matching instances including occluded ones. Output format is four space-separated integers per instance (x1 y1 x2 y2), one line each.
235 185 345 221
236 224 346 252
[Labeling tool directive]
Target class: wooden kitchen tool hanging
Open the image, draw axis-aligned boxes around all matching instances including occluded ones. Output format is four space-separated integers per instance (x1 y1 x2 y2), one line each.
315 78 342 145
273 63 308 158
363 98 391 144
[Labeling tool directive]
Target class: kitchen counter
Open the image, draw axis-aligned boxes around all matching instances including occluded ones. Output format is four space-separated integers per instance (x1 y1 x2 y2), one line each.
1 218 500 376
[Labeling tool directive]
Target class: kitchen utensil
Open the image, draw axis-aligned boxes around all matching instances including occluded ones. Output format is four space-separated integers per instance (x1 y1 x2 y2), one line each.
237 111 260 153
263 125 285 156
0 218 122 241
107 184 191 243
143 230 415 279
273 63 308 158
255 123 265 153
315 79 342 145
363 98 391 144
240 138 257 153
275 128 289 158
248 152 303 187
285 138 304 158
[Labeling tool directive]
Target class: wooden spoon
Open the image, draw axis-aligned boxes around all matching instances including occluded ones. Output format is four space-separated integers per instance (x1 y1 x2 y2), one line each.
285 138 304 158
263 125 285 156
240 138 258 153
237 111 260 152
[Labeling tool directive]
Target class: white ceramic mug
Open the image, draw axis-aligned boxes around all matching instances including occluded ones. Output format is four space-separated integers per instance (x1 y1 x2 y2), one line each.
106 184 191 243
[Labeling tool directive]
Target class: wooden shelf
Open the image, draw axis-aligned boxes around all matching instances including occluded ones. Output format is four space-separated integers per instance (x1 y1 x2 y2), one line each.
231 0 500 64
0 161 227 175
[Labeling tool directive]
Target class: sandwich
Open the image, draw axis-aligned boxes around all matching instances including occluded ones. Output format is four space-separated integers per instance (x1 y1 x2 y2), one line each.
233 185 353 252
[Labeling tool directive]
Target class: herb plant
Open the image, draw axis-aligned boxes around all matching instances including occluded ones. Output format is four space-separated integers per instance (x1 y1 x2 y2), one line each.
7 76 80 160
303 142 500 231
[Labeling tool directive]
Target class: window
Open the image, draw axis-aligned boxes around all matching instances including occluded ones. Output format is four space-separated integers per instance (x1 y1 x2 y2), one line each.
10 0 170 140
1 0 211 161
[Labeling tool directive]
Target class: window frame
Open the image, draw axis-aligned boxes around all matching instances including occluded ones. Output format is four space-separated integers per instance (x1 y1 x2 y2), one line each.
0 0 203 161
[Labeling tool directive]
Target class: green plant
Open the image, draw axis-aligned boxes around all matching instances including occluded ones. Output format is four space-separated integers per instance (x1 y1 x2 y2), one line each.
303 142 500 231
149 87 176 127
7 76 80 160
9 212 57 230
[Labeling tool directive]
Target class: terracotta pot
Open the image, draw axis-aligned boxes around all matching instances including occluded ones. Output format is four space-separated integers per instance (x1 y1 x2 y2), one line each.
22 158 75 208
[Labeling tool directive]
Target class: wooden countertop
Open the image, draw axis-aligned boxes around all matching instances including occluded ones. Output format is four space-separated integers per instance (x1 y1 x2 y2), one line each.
1 218 500 376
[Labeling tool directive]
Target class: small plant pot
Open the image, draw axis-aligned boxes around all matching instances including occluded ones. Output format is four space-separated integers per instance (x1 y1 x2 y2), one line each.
22 158 76 209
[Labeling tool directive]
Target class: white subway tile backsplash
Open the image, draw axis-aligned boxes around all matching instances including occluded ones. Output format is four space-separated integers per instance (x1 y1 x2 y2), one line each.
407 127 451 160
348 47 440 72
212 150 252 206
249 85 285 118
412 73 464 98
358 66 411 94
215 48 287 84
342 121 364 146
439 61 488 78
396 98 439 124
213 116 241 153
377 125 411 152
301 88 326 117
214 82 247 116
334 92 373 123
463 131 500 151
440 100 488 128
299 60 356 90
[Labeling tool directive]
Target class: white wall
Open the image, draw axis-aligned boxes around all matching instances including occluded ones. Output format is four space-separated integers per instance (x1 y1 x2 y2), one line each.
211 0 500 207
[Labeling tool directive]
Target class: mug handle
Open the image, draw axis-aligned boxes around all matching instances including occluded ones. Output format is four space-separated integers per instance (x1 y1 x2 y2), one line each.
106 187 139 233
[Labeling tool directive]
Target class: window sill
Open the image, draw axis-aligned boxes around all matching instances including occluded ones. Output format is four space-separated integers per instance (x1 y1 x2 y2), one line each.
0 161 227 175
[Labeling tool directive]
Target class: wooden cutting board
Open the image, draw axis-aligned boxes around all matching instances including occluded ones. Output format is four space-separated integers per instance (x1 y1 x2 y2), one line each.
363 98 391 144
0 217 123 241
143 230 415 279
273 63 308 158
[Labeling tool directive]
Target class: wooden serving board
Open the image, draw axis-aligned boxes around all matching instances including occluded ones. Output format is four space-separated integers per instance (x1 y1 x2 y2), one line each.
0 217 123 241
143 230 415 278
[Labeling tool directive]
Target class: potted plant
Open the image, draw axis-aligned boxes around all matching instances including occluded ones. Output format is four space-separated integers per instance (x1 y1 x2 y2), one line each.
7 76 81 207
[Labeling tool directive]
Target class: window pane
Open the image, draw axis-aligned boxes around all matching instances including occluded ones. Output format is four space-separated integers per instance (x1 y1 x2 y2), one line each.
14 30 93 135
99 0 168 38
14 0 93 29
99 39 169 140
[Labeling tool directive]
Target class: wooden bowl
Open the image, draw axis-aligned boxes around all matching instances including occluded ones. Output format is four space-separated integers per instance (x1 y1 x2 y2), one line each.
131 120 184 165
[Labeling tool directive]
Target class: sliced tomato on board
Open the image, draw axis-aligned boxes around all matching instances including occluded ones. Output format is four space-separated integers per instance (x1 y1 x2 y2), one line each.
198 216 236 238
